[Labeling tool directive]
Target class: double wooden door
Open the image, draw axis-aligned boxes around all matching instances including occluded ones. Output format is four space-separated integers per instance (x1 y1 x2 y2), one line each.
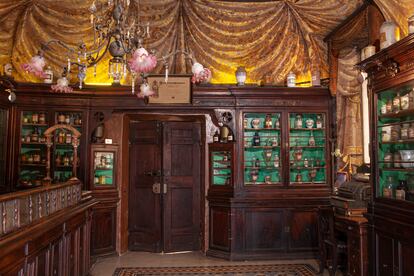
128 120 201 253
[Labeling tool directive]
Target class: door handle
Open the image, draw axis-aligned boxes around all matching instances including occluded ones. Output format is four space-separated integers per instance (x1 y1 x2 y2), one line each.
152 183 161 194
163 183 167 194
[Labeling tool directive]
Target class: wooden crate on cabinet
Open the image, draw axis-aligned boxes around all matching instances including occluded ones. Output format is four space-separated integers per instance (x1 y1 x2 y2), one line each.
90 143 119 256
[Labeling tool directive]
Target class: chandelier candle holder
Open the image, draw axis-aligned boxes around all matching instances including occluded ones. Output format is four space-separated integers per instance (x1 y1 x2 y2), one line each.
21 0 211 98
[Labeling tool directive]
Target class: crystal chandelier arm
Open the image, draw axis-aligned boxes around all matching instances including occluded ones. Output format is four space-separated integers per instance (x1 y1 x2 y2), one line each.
157 50 194 63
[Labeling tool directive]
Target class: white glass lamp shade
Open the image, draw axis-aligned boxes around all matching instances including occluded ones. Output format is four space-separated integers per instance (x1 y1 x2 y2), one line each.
235 66 247 86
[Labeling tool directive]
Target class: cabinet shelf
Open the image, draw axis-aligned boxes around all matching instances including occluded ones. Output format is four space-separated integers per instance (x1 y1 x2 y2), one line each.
381 139 414 144
213 160 231 164
290 128 325 131
20 163 46 167
290 166 326 170
21 142 46 146
22 123 48 127
244 146 280 149
244 128 281 131
380 168 414 172
213 174 231 177
290 146 325 149
290 181 326 185
245 182 282 185
94 167 113 171
379 109 414 119
245 166 281 170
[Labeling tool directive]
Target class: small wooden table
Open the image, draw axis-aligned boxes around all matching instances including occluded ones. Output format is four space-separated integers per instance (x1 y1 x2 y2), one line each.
334 215 368 276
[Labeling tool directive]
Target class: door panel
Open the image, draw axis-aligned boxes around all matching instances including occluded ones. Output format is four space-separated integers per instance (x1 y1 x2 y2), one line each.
128 121 162 252
163 122 201 252
376 233 394 276
288 210 318 251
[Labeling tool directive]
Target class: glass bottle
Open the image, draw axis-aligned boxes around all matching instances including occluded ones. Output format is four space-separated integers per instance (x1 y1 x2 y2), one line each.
271 136 278 147
296 173 302 182
33 152 41 163
392 92 401 112
384 151 393 168
63 153 70 166
31 112 39 124
227 130 233 142
264 114 273 129
396 180 408 200
409 123 414 139
55 152 61 166
255 158 261 168
304 158 309 168
393 151 401 168
252 132 260 146
295 114 303 129
287 71 296 87
309 131 316 146
273 154 280 168
39 113 46 124
380 103 387 114
386 99 392 113
58 113 65 124
27 154 33 164
383 176 395 198
401 123 410 140
243 118 248 128
401 93 410 110
65 114 70 124
65 132 72 144
275 115 280 129
213 131 219 143
31 127 39 143
316 115 323 128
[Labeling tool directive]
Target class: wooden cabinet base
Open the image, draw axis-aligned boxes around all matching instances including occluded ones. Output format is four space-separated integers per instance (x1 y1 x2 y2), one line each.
0 197 96 276
208 198 325 260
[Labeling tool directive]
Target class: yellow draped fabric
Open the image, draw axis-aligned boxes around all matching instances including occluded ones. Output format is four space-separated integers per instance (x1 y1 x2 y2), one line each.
1 1 413 85
0 0 364 84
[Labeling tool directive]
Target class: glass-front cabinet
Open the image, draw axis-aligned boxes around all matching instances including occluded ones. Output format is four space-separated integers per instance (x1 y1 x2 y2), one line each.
91 144 117 189
241 111 327 187
288 112 327 185
209 143 235 190
243 113 282 185
17 109 84 188
376 83 414 202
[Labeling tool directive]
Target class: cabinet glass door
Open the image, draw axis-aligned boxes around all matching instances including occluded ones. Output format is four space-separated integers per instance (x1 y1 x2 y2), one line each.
288 113 326 185
243 113 282 185
19 111 48 188
53 111 82 183
376 85 414 202
93 151 115 186
211 150 232 186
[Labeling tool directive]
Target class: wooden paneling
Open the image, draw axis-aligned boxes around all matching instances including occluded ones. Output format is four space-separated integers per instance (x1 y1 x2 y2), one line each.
209 207 230 251
288 210 318 252
91 204 116 255
244 209 285 252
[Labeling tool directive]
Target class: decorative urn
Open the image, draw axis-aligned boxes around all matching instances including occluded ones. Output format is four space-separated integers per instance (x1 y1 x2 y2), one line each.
235 66 247 86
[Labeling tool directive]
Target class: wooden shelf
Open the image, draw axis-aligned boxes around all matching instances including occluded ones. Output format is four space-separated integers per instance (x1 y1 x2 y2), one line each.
20 163 46 167
381 138 414 144
245 182 282 185
379 109 414 119
21 142 46 146
290 128 325 131
22 123 48 127
244 166 281 170
213 160 231 164
290 146 325 149
244 128 281 131
245 146 280 149
213 174 231 177
380 168 414 171
290 181 326 185
94 167 113 170
290 166 326 170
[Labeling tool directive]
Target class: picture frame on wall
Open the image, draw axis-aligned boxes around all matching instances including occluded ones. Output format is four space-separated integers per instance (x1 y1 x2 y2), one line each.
147 74 192 104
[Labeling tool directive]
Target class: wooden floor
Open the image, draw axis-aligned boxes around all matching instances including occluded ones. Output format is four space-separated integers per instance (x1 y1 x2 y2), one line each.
90 251 336 276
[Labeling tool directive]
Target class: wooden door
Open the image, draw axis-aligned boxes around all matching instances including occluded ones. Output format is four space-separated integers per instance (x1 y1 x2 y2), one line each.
129 121 163 252
163 122 201 252
128 120 201 252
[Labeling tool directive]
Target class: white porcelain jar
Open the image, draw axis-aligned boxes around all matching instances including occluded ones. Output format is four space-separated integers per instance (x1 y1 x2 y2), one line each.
287 71 296 87
409 14 414 34
380 21 400 50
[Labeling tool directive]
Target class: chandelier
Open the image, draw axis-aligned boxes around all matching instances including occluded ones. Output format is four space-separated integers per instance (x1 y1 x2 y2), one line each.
21 0 212 97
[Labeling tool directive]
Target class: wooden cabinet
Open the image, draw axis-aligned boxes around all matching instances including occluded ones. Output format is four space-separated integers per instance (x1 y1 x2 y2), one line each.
359 33 414 276
90 144 119 256
207 88 333 260
16 109 86 189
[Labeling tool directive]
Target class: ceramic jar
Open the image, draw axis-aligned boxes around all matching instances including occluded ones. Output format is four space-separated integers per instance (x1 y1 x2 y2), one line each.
305 118 314 129
401 93 410 110
384 152 392 168
409 14 414 34
251 118 261 129
287 71 296 87
295 114 303 129
382 126 391 142
401 123 410 140
380 21 400 50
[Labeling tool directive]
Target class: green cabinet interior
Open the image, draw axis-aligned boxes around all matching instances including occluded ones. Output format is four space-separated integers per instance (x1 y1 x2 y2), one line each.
93 151 115 186
243 113 281 185
18 110 83 187
376 83 414 201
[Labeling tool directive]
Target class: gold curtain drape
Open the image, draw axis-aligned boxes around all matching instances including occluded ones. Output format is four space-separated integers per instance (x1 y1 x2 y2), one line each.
374 0 414 36
336 47 363 168
0 0 364 84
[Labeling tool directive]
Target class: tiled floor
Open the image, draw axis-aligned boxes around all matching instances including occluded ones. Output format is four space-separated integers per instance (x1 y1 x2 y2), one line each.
90 251 334 276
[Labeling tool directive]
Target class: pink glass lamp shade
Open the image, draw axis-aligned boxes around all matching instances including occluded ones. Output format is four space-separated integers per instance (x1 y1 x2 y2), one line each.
21 54 47 78
128 47 157 73
191 62 211 84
